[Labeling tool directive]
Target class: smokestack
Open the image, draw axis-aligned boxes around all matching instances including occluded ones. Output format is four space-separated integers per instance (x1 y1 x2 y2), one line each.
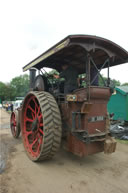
29 68 36 91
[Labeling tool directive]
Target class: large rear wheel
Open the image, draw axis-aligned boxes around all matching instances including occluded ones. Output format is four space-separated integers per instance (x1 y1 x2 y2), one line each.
21 91 62 161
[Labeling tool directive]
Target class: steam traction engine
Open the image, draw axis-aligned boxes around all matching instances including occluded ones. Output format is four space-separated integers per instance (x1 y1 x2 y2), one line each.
10 35 128 161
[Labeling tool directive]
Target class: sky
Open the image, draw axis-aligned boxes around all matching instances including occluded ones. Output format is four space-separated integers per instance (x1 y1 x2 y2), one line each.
0 0 128 84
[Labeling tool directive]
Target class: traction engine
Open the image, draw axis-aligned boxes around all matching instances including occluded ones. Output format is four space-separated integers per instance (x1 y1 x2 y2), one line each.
10 35 128 161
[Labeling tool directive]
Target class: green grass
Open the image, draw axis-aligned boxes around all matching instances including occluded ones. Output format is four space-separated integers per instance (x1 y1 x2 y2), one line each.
116 139 128 144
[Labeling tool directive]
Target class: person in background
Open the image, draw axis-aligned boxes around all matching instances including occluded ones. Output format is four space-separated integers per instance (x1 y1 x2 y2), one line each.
6 103 8 111
11 103 13 112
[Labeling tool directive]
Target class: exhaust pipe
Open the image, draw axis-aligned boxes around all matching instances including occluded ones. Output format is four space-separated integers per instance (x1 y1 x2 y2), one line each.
29 68 36 91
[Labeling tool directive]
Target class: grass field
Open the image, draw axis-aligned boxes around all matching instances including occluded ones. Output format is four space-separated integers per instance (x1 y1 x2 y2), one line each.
117 139 128 144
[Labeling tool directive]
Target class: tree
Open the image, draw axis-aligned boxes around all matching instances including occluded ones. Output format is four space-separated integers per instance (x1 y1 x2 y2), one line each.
112 79 121 86
0 74 29 102
0 82 13 101
0 81 7 101
10 74 29 99
99 75 121 87
121 82 128 86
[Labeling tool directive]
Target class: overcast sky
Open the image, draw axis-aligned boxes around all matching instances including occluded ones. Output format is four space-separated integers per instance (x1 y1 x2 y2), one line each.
0 0 128 83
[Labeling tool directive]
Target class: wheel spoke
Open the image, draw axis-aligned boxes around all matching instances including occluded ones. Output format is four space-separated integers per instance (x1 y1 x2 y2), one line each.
31 112 35 120
13 119 16 125
26 118 34 122
11 120 16 127
39 128 44 135
28 105 35 114
25 130 33 136
39 123 43 127
36 136 42 153
30 138 38 148
28 105 35 119
12 114 15 119
38 114 43 121
32 97 39 114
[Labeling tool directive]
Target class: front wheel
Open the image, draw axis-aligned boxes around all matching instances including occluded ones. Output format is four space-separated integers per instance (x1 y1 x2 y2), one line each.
10 110 21 138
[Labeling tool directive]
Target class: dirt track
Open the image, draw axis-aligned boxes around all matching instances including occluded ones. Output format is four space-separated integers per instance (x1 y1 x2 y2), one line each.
0 108 128 193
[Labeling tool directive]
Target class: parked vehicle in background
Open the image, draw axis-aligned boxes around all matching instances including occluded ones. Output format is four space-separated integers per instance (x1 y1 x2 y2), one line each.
12 97 24 111
0 104 2 108
13 100 23 111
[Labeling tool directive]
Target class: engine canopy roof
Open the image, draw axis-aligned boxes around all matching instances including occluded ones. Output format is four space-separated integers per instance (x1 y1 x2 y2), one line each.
23 34 128 73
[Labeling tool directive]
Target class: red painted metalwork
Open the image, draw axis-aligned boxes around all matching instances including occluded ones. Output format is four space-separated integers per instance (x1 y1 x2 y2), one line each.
22 95 43 158
10 112 17 137
60 87 111 156
66 133 104 157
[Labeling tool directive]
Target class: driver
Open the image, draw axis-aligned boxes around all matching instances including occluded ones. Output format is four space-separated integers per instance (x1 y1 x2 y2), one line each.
54 64 79 94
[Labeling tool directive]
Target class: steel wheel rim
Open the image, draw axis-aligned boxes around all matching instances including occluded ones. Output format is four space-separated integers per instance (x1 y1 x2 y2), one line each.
23 95 44 158
11 112 17 136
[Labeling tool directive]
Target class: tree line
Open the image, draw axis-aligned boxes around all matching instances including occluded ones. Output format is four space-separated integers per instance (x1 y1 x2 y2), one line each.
0 74 29 102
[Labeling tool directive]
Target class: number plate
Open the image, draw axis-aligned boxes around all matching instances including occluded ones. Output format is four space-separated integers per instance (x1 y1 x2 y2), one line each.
88 116 105 122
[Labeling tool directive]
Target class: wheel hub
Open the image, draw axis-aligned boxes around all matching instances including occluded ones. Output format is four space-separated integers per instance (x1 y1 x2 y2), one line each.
31 117 38 132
